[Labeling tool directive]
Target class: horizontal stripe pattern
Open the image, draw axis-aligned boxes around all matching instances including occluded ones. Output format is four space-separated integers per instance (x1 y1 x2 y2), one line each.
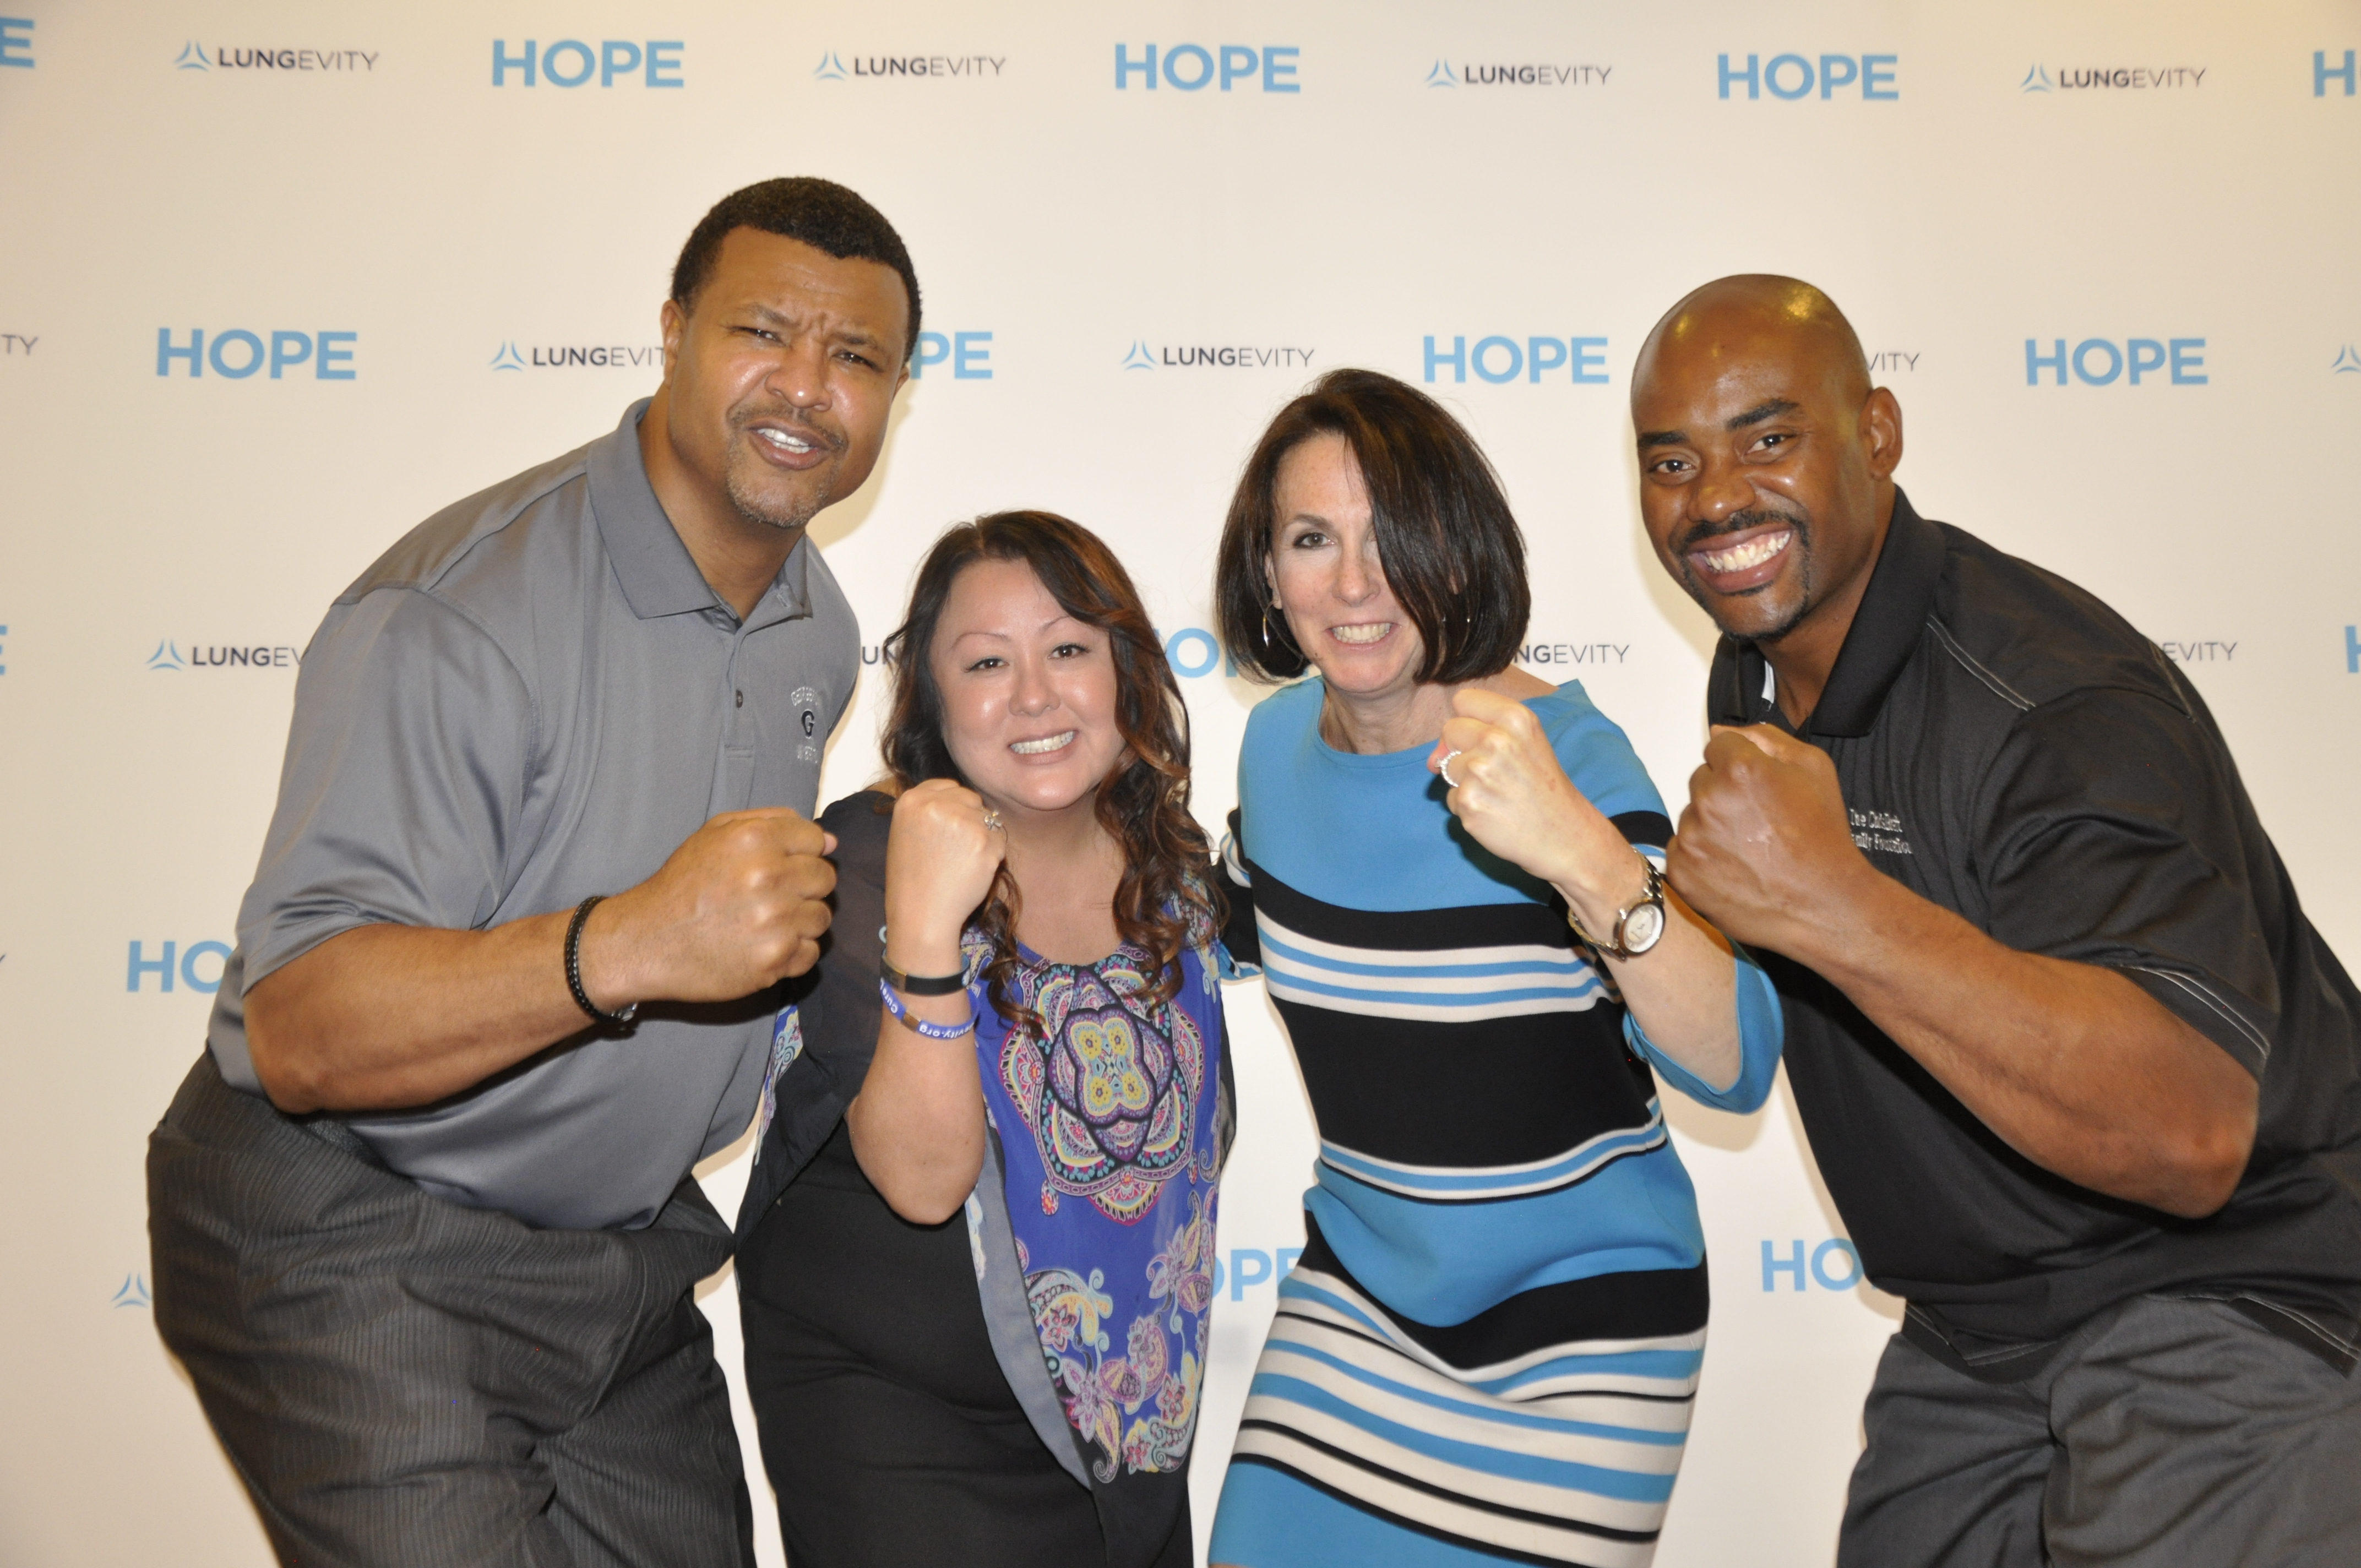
1321 1101 1668 1202
1259 907 1612 1023
1227 1263 1698 1565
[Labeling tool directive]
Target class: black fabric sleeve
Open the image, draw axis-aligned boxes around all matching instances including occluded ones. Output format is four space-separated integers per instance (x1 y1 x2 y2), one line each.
1975 687 2279 1079
736 789 893 1233
1218 807 1260 968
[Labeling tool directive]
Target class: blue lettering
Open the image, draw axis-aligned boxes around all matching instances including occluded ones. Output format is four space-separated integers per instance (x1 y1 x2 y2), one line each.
1220 44 1258 91
953 331 993 380
128 940 176 993
2072 338 2123 386
912 331 949 377
1810 1239 1863 1290
1424 334 1466 384
1230 1248 1272 1300
209 330 264 379
2125 339 2166 384
1472 335 1521 383
1862 54 1898 99
1719 52 1759 99
1164 43 1214 90
1818 53 1858 98
317 331 357 380
2348 625 2360 673
1526 337 1568 382
1116 43 1156 89
269 331 312 379
645 40 683 87
2026 337 2068 385
2318 49 2357 97
0 15 31 68
492 38 535 86
1762 1238 1807 1291
2169 337 2207 384
1263 45 1300 92
181 941 232 995
1571 336 1609 384
1165 628 1220 678
157 328 204 378
1766 53 1814 99
600 39 641 87
542 39 595 88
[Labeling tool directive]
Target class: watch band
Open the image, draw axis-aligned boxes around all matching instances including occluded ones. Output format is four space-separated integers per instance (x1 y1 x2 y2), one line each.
1566 856 1667 960
565 895 640 1029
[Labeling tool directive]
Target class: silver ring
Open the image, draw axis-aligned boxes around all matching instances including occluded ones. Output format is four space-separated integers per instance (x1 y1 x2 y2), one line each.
1438 750 1463 790
981 809 1003 832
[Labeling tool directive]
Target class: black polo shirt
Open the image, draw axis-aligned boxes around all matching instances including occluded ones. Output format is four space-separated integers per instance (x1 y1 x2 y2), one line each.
1710 489 2361 1378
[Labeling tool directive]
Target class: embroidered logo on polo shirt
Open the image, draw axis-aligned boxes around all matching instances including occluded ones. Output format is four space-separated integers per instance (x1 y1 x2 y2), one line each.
1848 806 1914 856
790 685 822 763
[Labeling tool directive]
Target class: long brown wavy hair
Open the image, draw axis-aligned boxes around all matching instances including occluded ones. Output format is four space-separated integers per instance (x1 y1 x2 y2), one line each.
880 511 1217 1027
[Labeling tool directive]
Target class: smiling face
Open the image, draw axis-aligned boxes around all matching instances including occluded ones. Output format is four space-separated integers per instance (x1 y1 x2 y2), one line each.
1630 281 1900 649
657 227 910 537
930 557 1127 820
1266 432 1429 705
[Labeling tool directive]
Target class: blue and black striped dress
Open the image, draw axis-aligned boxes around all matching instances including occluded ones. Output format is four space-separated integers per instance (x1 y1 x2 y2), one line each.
1205 678 1783 1568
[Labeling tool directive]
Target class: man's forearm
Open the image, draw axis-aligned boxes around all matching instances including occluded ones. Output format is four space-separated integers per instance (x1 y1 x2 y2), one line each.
1794 870 2256 1217
246 912 616 1114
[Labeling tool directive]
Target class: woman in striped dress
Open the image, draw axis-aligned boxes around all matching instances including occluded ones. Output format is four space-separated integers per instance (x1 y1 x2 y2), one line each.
1203 370 1783 1567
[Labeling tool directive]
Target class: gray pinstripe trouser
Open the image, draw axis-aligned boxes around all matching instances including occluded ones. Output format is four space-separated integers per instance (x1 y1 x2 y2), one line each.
148 1053 754 1568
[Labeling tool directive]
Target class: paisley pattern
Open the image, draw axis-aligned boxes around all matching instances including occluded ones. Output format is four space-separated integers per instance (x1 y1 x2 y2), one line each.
989 943 1205 1222
972 927 1226 1485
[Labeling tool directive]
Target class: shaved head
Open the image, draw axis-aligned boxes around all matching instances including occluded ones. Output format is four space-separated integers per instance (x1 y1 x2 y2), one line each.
1635 275 1872 416
1628 275 1903 719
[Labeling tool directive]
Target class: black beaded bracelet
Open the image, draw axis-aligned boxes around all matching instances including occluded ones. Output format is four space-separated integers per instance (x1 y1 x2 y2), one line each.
566 895 639 1030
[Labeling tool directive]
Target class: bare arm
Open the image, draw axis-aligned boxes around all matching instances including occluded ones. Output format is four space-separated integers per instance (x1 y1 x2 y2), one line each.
1671 726 2255 1217
1434 689 1742 1091
843 780 1000 1224
247 808 836 1114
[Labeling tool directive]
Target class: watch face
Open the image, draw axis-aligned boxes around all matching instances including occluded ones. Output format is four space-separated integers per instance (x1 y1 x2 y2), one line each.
1622 900 1666 955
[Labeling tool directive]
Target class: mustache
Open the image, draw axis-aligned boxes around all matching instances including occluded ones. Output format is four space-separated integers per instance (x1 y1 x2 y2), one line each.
1674 505 1810 556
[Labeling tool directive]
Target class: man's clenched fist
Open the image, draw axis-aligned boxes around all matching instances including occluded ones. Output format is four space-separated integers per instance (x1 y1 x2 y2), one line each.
584 808 839 1010
1668 725 1869 961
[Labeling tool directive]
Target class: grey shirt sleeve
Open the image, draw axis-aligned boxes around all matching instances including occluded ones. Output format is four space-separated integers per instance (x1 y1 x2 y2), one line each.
236 586 535 989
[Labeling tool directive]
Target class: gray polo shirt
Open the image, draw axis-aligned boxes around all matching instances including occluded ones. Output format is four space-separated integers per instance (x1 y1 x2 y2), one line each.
205 399 858 1231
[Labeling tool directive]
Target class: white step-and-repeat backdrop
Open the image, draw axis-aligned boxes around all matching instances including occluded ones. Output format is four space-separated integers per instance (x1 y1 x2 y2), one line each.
3 2 2357 1563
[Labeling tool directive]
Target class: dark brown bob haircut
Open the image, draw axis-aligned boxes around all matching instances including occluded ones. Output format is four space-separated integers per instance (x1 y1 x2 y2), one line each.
1215 367 1531 685
880 513 1216 1023
670 177 922 360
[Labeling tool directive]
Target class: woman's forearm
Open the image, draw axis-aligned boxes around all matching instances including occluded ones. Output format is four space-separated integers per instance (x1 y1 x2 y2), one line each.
845 1002 987 1225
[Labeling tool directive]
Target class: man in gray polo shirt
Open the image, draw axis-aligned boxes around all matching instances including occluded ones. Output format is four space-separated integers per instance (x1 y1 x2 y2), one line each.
147 177 917 1567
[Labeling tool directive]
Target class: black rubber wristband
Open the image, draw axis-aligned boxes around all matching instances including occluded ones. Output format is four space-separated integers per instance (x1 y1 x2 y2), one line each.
566 895 639 1029
880 957 967 996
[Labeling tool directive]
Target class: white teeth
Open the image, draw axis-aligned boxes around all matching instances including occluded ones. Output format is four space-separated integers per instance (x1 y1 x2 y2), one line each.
1330 623 1391 645
1011 731 1077 755
1698 531 1792 573
754 427 813 453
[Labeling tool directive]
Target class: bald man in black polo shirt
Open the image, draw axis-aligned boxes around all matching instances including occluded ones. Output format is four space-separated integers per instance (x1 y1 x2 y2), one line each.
1634 276 2361 1565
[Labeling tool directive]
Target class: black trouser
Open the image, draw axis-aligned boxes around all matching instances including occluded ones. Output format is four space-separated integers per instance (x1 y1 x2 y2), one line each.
739 1121 1191 1568
148 1053 753 1568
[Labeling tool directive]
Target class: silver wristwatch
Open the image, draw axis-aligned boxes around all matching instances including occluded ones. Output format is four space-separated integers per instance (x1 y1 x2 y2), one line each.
1567 856 1667 960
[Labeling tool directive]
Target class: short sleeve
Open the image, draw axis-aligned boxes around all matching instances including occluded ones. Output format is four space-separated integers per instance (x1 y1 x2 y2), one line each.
1977 687 2278 1077
235 587 535 989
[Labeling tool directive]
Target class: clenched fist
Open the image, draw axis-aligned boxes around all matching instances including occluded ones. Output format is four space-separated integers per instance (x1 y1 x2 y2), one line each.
588 807 839 1007
1668 725 1869 960
1428 687 1650 932
883 779 1008 982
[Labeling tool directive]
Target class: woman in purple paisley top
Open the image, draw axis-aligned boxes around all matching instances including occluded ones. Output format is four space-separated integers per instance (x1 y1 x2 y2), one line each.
736 513 1234 1568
